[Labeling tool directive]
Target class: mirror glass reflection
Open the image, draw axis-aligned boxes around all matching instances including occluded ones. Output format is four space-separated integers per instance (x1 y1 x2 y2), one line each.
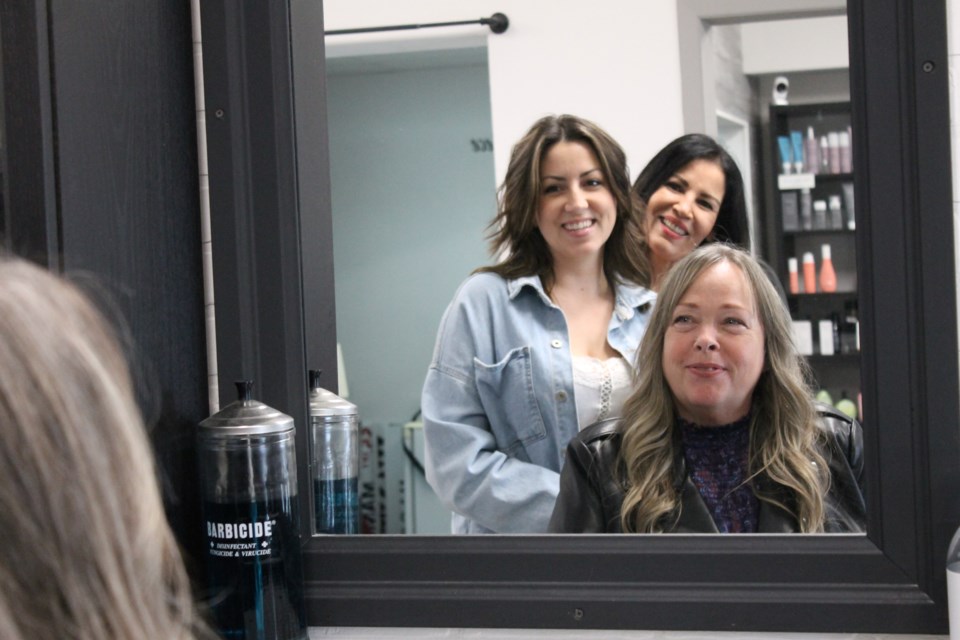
321 7 860 535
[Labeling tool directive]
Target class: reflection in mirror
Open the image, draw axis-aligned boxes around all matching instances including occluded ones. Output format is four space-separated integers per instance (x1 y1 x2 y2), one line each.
548 243 866 534
324 43 496 534
321 8 861 535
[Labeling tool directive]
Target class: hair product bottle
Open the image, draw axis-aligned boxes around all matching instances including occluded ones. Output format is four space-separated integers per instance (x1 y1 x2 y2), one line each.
839 130 853 173
813 199 828 230
804 126 820 174
836 391 858 420
828 131 842 173
803 252 817 293
819 244 837 293
788 257 799 294
800 189 813 231
829 195 844 230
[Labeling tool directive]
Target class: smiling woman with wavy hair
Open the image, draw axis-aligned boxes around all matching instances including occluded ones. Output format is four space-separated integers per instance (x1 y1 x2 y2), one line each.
422 114 657 534
550 243 866 534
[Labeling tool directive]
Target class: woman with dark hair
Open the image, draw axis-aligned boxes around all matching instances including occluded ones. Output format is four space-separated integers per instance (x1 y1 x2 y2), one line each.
422 114 655 533
549 244 865 534
633 133 750 290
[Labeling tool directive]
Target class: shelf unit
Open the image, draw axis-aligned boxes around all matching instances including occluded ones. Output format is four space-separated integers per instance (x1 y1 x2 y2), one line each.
766 102 861 415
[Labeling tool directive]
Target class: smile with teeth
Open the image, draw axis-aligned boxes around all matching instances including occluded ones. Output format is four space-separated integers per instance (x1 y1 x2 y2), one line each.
563 219 594 231
689 363 724 374
660 216 689 236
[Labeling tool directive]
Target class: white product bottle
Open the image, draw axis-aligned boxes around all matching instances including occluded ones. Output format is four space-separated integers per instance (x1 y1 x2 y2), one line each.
829 195 844 230
839 131 853 173
828 131 842 173
804 126 820 174
813 199 828 230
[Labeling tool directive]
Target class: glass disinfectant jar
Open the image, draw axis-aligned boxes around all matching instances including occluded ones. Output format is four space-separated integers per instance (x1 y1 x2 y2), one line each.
198 381 307 640
308 369 359 534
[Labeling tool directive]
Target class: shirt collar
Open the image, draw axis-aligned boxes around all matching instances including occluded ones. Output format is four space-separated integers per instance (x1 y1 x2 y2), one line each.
506 274 656 317
614 280 657 319
507 275 552 305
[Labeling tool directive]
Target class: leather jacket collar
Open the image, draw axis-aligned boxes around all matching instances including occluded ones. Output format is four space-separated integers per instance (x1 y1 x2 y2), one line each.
548 405 866 534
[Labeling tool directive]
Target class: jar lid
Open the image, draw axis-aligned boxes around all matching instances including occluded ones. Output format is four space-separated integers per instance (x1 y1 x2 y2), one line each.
199 380 295 436
308 369 357 417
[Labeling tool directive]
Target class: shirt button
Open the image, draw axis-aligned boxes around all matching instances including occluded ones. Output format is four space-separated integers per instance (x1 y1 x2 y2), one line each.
556 390 568 402
551 339 562 348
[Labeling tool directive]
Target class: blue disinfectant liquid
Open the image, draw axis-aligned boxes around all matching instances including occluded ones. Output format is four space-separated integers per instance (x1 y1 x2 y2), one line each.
203 499 307 640
314 477 359 534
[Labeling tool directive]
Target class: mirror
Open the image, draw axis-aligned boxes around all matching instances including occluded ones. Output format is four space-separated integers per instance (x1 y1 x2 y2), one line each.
198 0 957 631
321 2 860 535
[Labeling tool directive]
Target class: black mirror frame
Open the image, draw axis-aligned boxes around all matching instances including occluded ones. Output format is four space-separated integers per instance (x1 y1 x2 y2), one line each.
200 0 960 633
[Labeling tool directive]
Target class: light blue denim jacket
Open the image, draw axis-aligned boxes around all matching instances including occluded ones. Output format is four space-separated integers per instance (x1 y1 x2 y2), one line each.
421 272 656 533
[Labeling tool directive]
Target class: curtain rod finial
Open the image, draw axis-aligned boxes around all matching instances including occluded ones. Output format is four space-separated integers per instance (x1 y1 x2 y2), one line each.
484 12 509 34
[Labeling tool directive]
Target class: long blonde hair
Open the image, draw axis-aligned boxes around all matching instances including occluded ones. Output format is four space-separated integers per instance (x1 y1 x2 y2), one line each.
618 244 829 532
0 257 214 639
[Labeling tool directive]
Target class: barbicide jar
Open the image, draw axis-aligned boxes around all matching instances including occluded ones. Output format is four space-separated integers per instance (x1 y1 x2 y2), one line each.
198 381 307 640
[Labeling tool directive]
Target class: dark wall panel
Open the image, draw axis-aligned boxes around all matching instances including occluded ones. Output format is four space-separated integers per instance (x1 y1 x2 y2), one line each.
3 1 207 571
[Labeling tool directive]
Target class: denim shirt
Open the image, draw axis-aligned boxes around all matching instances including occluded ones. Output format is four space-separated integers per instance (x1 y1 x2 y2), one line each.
421 272 656 533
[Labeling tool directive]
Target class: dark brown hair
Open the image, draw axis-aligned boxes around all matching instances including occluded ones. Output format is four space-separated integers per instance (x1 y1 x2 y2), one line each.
479 114 650 288
633 133 750 249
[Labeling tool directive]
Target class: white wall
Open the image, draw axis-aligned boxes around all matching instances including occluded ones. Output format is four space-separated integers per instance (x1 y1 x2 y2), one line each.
323 0 685 183
326 62 495 426
741 16 848 74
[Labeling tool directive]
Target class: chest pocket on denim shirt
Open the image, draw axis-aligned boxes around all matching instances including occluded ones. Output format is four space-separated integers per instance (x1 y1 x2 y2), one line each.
473 346 547 458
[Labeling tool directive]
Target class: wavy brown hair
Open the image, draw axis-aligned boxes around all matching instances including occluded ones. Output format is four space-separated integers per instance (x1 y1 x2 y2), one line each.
478 114 650 289
0 257 215 639
617 244 829 533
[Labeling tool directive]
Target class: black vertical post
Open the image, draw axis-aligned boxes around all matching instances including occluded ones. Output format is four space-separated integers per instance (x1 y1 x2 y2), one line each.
199 0 337 545
0 0 208 572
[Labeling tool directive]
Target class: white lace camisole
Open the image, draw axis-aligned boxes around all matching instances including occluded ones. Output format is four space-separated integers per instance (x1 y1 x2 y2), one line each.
571 356 633 430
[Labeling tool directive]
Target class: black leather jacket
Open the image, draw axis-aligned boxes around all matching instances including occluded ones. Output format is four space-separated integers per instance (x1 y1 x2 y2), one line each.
549 405 866 533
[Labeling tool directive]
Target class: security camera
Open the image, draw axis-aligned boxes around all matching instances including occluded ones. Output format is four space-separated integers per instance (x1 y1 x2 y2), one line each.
772 76 789 106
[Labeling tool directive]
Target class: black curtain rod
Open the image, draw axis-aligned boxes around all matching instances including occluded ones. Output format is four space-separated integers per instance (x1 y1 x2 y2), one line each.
325 12 509 36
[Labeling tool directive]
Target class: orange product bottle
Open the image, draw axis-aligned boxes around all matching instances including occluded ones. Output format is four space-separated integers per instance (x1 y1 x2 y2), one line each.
802 252 817 293
788 257 800 294
819 244 837 293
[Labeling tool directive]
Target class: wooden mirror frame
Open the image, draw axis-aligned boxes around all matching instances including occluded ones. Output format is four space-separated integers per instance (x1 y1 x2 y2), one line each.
199 0 959 632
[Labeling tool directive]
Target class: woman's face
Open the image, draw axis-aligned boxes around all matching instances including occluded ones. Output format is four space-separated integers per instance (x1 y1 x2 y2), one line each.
536 141 617 266
643 158 726 282
662 261 765 426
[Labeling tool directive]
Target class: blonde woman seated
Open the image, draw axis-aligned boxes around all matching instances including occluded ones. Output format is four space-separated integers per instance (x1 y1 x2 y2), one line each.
549 244 865 533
